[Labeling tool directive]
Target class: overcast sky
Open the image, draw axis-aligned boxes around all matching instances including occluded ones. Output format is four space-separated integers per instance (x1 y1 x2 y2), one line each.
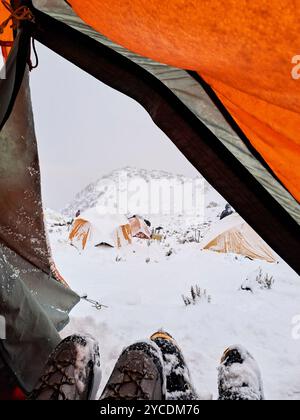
30 43 199 210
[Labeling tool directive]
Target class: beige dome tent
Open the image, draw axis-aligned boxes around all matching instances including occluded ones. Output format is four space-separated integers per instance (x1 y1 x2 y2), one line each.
69 209 132 250
200 213 277 263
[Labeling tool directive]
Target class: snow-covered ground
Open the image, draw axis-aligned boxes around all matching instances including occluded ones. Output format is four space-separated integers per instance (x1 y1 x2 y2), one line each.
47 169 300 400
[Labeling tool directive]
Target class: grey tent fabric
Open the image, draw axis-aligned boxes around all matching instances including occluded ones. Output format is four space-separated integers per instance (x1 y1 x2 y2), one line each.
32 0 299 224
0 68 79 392
0 69 53 271
0 244 61 392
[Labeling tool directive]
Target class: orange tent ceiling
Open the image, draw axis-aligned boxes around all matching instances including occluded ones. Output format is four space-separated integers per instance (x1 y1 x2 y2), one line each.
66 2 300 201
0 3 13 60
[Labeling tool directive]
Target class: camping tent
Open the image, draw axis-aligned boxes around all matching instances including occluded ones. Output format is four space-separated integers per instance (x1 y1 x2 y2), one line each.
69 209 132 250
200 213 277 263
0 0 299 396
129 216 151 240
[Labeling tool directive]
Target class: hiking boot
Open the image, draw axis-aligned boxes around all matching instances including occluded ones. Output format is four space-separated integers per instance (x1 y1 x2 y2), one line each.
29 335 101 400
150 331 198 400
218 345 264 400
100 341 165 400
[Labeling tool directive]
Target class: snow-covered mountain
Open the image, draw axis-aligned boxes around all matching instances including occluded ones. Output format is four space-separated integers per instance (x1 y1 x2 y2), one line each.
62 167 226 219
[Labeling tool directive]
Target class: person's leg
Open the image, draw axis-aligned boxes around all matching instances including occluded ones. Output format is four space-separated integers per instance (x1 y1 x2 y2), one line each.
218 345 264 400
150 331 198 400
29 335 101 401
100 341 165 400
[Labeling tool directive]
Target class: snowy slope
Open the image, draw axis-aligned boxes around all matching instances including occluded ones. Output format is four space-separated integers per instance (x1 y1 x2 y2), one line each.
51 235 300 400
44 208 70 234
45 208 69 225
46 169 300 400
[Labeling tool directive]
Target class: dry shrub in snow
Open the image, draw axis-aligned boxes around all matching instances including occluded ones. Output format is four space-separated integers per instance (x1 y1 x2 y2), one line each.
182 285 212 306
165 248 174 257
241 267 275 292
255 268 275 290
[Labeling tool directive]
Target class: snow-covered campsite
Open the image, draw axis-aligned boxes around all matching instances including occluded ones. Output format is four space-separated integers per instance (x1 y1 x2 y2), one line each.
46 168 300 400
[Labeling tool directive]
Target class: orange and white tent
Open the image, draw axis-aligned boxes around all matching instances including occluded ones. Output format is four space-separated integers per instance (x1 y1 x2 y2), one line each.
69 209 132 250
200 213 277 263
129 216 151 240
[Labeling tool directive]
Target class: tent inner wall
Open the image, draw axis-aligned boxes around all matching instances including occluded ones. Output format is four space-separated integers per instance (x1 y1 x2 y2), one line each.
0 66 79 392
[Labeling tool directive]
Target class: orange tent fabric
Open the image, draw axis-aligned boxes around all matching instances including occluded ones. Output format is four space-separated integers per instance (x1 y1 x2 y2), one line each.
0 2 14 60
69 0 300 201
116 224 132 248
69 218 91 250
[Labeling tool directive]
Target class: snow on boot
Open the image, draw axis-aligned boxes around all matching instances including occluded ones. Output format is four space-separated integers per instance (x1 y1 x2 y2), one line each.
218 345 264 401
29 335 101 400
100 341 165 400
150 331 198 400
